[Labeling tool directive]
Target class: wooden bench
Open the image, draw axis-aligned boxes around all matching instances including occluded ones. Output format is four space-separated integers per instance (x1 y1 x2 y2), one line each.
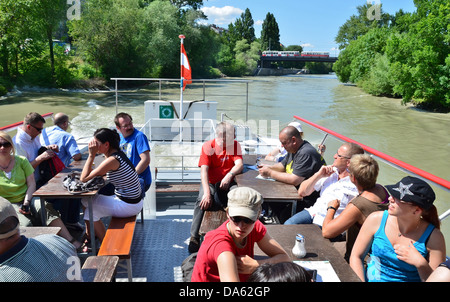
155 183 199 194
98 215 137 282
199 210 228 239
81 255 119 282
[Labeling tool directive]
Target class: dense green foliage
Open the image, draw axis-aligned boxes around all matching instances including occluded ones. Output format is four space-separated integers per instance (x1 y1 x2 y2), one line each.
1 0 318 94
0 0 289 93
334 1 450 111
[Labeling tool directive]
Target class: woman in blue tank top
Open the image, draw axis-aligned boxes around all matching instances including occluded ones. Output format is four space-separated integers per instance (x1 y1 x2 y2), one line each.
350 176 446 282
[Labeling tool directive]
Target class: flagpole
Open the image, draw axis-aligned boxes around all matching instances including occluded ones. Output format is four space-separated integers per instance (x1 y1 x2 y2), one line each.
179 35 185 143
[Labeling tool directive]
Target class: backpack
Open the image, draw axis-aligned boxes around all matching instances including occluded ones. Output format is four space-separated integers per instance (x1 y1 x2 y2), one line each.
36 146 66 188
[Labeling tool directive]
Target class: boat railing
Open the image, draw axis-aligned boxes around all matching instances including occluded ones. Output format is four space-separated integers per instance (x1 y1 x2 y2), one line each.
152 154 201 184
294 115 450 221
0 112 54 133
110 77 252 121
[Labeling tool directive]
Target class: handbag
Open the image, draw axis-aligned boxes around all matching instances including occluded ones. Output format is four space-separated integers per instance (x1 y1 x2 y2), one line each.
62 171 105 194
37 146 66 188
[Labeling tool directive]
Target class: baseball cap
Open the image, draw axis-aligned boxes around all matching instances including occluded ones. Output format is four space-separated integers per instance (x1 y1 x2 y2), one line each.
0 197 20 239
385 176 436 210
227 187 263 222
288 121 303 133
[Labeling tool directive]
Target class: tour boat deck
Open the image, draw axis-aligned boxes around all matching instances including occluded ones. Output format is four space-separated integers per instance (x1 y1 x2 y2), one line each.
105 198 194 282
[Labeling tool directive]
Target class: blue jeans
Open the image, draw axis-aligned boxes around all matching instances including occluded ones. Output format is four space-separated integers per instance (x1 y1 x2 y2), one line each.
284 209 313 225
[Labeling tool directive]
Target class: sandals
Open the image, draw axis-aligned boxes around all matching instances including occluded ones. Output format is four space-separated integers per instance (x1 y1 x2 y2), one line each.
74 235 92 254
77 238 92 254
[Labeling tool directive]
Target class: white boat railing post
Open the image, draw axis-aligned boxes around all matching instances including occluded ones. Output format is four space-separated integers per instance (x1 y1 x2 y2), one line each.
115 79 118 115
246 82 249 122
148 151 157 219
439 209 450 221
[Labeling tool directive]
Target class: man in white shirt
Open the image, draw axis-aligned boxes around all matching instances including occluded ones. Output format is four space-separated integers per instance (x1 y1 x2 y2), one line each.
13 112 58 183
284 142 364 226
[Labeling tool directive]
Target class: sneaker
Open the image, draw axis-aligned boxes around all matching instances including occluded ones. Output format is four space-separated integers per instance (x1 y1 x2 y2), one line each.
188 237 200 253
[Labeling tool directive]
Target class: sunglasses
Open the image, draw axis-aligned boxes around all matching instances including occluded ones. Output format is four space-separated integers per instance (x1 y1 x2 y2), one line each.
230 216 255 225
0 142 12 148
30 124 43 132
336 150 351 159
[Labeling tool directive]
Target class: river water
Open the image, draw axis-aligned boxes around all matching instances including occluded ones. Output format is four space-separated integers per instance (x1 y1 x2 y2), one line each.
1 74 449 251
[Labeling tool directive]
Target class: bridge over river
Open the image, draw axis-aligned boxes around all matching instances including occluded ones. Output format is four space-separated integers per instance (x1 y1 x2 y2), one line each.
260 54 338 68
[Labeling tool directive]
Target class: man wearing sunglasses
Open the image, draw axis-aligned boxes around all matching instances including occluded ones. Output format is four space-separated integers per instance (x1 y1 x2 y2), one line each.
284 142 364 226
191 187 290 282
13 112 59 183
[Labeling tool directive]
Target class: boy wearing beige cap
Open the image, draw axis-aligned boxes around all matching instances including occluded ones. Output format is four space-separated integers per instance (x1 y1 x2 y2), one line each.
191 187 290 282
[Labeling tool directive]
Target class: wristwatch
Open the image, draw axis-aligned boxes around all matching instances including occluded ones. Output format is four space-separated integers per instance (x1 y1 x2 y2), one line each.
327 206 337 211
228 171 235 176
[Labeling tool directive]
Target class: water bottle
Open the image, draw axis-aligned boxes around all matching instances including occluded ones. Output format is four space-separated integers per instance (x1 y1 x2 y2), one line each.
292 234 307 258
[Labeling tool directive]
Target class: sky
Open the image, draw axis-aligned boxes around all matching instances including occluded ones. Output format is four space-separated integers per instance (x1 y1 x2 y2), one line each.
200 0 417 55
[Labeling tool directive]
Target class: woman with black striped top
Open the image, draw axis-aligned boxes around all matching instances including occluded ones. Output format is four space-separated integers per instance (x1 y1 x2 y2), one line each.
80 128 143 243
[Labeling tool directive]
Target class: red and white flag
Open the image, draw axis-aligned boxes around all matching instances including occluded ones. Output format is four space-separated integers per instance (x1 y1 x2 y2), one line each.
180 43 192 91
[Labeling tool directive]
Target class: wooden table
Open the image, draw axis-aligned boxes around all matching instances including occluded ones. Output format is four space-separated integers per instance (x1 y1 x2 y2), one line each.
33 154 104 254
81 255 119 282
254 224 360 282
235 170 301 215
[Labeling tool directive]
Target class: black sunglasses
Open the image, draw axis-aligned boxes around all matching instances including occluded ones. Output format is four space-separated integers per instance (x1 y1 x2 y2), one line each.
230 216 255 225
30 124 43 132
0 142 12 148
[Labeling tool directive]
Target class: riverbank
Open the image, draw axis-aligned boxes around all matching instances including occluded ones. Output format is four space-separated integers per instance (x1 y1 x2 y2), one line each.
254 68 302 76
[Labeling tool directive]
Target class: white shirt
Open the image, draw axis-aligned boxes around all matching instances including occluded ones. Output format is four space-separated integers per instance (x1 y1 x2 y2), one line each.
13 127 42 180
306 171 358 226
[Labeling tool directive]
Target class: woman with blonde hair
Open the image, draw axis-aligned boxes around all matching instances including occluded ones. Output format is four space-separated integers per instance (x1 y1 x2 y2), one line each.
0 131 81 249
321 154 389 261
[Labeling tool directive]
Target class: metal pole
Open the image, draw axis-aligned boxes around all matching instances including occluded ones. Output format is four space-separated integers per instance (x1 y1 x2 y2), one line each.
115 79 118 115
246 82 249 122
203 80 206 100
179 35 185 143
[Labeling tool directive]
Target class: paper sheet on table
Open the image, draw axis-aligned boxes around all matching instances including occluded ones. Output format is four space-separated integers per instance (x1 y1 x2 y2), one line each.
255 174 276 181
294 261 340 282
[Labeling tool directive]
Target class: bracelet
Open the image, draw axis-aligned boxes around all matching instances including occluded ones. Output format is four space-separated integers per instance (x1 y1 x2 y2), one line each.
327 206 337 212
228 171 235 177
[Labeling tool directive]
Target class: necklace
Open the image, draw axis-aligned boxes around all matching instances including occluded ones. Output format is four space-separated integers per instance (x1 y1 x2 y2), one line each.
0 157 12 170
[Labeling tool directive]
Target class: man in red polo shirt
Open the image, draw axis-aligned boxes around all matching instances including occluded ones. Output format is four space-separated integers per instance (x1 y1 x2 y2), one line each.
188 122 243 253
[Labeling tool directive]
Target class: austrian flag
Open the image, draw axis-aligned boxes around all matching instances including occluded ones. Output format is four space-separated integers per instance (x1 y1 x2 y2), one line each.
181 43 192 90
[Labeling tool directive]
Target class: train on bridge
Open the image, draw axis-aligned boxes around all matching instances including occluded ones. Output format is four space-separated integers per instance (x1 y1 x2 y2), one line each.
262 51 330 58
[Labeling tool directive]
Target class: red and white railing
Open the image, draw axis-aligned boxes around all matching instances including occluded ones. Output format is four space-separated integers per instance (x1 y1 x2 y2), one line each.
0 112 53 133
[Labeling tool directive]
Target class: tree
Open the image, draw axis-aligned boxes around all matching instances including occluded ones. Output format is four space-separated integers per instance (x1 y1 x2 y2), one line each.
235 8 255 43
261 13 280 51
69 0 146 79
235 39 261 75
0 0 37 78
33 0 67 83
335 0 450 111
335 4 391 50
139 0 204 10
